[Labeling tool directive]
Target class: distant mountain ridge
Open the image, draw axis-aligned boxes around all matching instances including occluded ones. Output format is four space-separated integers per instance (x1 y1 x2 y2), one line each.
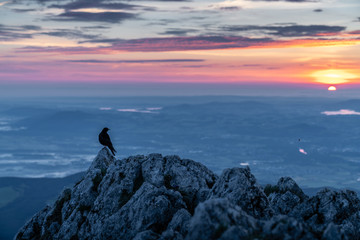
16 148 360 239
0 172 84 240
162 101 275 115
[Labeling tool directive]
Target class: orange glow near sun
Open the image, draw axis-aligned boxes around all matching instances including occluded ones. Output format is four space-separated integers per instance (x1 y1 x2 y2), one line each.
328 86 337 91
311 69 358 84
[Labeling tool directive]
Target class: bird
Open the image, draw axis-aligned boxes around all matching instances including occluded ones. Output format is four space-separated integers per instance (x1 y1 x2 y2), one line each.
99 127 117 156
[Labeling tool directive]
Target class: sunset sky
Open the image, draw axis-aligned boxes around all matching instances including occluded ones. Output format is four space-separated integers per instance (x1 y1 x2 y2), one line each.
1 0 359 96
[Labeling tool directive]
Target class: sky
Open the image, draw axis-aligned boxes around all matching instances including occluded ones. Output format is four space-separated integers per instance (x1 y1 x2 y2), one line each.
0 0 360 96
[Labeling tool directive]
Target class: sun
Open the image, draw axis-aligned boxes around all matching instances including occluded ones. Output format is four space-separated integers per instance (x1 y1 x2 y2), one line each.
311 69 357 84
328 86 336 91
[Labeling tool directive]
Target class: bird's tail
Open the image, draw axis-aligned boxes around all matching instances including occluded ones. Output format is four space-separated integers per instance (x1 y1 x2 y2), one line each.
109 145 117 156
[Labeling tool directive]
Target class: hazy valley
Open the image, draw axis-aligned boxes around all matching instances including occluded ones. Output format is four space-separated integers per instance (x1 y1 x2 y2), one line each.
1 96 360 238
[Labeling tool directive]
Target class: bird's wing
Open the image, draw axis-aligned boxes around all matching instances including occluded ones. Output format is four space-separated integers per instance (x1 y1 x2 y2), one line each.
102 136 112 146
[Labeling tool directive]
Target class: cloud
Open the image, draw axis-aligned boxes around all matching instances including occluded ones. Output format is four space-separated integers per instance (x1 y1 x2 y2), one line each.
68 59 205 63
313 8 322 12
0 1 11 6
11 8 38 12
249 0 318 2
79 38 122 44
181 64 213 68
321 109 360 116
139 0 190 1
17 46 98 55
21 25 42 30
208 3 242 11
41 29 100 40
160 28 199 36
16 35 274 54
0 24 104 41
0 24 41 41
11 0 153 23
222 24 346 37
0 126 26 131
116 107 162 113
17 33 360 54
83 35 274 51
218 6 242 11
49 0 140 11
241 64 264 67
348 30 360 35
49 11 137 23
117 108 154 113
80 26 111 30
299 148 308 155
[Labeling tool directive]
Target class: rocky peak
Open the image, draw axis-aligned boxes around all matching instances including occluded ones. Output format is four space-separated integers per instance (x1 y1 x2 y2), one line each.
265 176 308 215
290 188 360 238
208 167 273 219
16 148 360 240
277 177 308 201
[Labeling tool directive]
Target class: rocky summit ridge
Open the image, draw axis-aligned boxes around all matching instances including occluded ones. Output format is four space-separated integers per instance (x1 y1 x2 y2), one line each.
16 148 360 240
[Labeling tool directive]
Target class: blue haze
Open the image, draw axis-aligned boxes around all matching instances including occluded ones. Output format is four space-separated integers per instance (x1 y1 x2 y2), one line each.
0 96 360 190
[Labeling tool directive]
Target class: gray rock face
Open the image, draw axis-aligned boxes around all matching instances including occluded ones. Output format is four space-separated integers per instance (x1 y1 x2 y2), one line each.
208 167 273 219
321 223 342 240
263 215 315 240
100 182 186 240
16 149 360 240
186 198 259 240
142 154 218 214
266 177 308 215
290 188 360 239
16 148 216 240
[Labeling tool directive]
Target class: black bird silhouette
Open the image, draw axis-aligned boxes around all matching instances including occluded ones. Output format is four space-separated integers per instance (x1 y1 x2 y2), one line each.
99 127 116 155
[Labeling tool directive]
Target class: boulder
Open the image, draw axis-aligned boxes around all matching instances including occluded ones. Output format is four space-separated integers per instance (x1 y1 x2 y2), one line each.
15 149 360 240
208 167 273 219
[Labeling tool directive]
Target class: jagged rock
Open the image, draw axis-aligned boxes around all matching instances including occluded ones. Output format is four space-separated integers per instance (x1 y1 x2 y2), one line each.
89 147 116 172
142 154 218 214
269 191 302 215
15 149 360 240
16 148 216 240
341 211 360 239
186 198 259 240
208 167 273 219
266 177 308 215
133 230 160 240
165 208 192 236
218 226 254 240
277 177 308 201
16 206 51 240
100 182 186 239
290 188 360 238
321 223 342 240
262 215 315 240
161 230 185 240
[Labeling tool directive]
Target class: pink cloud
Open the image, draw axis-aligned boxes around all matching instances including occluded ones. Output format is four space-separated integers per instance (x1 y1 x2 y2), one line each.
299 148 308 155
16 35 360 54
321 109 360 116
